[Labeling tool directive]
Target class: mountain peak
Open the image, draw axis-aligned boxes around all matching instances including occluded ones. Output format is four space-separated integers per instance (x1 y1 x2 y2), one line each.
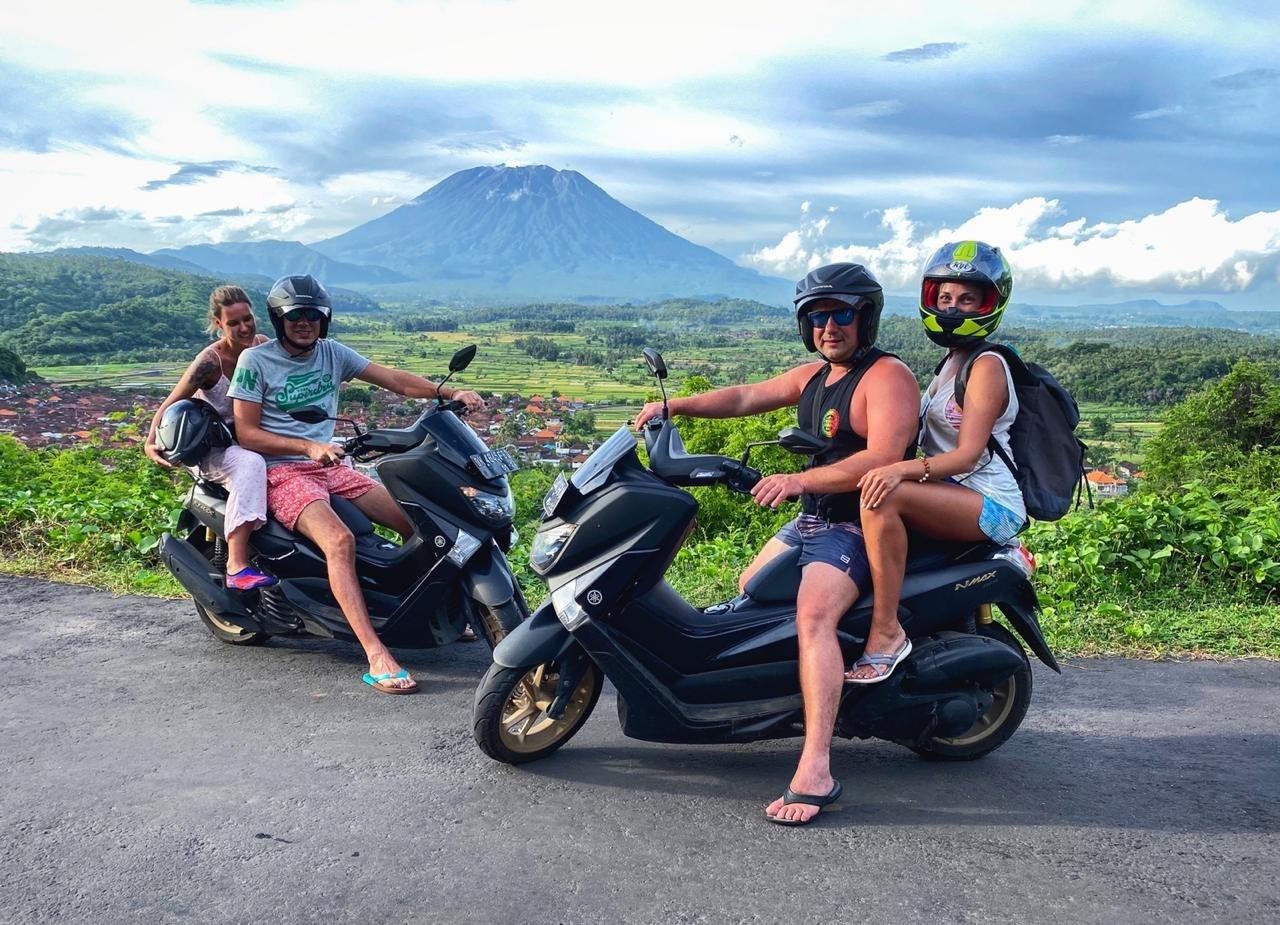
318 165 788 302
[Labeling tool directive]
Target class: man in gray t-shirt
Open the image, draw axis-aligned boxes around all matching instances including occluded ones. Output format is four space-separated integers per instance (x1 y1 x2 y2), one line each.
228 337 369 466
230 275 484 695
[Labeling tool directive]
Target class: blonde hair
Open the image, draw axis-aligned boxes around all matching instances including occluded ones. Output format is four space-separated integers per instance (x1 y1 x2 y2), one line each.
207 285 253 336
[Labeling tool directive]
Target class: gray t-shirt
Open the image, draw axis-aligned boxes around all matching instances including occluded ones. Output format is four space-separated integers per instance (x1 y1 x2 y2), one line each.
227 338 370 466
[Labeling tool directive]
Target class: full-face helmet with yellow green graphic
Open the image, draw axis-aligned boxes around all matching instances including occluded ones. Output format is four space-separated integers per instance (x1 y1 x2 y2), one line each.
918 240 1012 348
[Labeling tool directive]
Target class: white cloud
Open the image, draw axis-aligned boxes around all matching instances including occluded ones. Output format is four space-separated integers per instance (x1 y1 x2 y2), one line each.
1134 105 1184 120
744 197 1280 293
1045 134 1087 145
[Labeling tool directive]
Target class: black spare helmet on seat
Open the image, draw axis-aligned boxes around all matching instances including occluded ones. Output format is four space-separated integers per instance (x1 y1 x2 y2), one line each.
266 274 332 347
156 398 233 467
793 263 885 354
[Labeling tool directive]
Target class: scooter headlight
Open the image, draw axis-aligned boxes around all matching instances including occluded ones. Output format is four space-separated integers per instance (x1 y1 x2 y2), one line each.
530 523 575 573
459 484 515 525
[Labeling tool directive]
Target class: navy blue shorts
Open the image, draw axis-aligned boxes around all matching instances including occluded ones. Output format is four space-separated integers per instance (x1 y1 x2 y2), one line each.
774 514 871 593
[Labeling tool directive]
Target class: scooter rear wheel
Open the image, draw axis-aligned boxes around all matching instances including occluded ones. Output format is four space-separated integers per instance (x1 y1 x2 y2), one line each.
908 621 1032 761
473 660 602 764
194 602 269 647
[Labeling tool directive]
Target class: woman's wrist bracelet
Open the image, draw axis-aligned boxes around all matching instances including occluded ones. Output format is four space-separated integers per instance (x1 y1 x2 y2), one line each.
918 457 931 483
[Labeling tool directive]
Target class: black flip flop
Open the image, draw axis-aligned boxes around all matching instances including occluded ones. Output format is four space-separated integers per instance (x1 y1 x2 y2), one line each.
765 780 843 826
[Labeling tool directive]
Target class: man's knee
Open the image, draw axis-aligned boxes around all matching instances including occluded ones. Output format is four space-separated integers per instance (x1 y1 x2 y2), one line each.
795 602 847 637
302 506 356 559
324 525 356 560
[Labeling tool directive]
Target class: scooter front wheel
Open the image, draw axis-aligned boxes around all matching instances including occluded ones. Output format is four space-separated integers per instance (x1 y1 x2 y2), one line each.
473 659 602 764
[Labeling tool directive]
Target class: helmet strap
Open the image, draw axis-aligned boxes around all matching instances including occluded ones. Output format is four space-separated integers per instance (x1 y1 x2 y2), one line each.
279 332 316 355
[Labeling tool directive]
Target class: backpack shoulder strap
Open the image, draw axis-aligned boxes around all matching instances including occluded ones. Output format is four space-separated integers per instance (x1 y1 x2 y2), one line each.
954 342 1029 408
953 343 1024 475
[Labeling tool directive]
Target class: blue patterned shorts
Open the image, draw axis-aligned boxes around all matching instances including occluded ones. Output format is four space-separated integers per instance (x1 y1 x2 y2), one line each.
774 514 871 593
979 496 1026 544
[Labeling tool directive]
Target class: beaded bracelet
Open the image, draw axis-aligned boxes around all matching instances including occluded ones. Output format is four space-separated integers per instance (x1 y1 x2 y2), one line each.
918 457 931 483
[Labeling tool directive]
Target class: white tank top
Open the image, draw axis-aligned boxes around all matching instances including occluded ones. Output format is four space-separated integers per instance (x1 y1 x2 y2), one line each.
920 350 1025 520
193 346 234 424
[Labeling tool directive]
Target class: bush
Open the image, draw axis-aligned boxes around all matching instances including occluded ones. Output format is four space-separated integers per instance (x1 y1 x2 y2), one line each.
0 435 185 585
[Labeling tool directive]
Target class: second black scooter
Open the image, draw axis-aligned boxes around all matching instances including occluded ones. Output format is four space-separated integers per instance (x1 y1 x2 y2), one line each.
473 348 1059 764
160 345 529 653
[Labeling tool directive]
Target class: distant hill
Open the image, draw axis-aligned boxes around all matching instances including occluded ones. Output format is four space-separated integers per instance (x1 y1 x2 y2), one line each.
50 246 211 275
152 240 410 286
314 164 791 303
0 253 381 366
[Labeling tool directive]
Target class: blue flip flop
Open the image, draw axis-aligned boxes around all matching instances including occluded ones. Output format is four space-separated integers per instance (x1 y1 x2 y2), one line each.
845 637 913 685
766 780 843 826
361 668 419 695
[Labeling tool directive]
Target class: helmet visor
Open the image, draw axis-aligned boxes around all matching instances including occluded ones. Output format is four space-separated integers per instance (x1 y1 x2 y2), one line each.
282 307 326 323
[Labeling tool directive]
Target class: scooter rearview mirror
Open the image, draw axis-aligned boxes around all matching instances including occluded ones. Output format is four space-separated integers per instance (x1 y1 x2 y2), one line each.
288 406 331 425
449 344 477 373
642 348 667 380
642 347 670 418
778 426 829 455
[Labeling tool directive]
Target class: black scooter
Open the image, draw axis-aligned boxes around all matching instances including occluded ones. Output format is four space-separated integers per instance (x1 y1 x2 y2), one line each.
473 348 1059 764
159 345 528 652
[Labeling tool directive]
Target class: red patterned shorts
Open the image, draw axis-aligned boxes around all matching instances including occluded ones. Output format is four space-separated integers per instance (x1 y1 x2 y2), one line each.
265 461 378 530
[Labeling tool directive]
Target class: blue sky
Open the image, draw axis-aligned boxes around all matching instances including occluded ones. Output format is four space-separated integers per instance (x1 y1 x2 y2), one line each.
2 0 1279 306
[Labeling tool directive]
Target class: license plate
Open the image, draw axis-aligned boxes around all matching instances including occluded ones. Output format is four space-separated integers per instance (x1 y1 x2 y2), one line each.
543 472 569 518
470 448 519 479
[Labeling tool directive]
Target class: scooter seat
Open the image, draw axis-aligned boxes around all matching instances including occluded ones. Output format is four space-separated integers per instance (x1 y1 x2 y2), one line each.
742 534 999 605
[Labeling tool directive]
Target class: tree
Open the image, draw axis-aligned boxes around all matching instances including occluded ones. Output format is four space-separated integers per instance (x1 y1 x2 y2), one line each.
1143 360 1280 492
1089 416 1113 441
496 411 529 444
561 410 597 440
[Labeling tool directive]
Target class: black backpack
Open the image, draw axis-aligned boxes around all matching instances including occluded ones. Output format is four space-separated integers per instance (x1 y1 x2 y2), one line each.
949 343 1088 522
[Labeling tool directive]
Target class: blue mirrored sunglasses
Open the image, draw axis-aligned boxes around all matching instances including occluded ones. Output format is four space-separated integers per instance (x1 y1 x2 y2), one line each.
283 307 324 323
807 306 857 328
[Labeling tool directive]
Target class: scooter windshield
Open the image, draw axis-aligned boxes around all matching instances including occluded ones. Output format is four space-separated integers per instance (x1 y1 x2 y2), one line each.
571 425 637 495
423 410 489 470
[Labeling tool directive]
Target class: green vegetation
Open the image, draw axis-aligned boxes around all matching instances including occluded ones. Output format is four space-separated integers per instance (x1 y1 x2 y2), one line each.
0 433 185 594
0 344 28 383
0 253 379 366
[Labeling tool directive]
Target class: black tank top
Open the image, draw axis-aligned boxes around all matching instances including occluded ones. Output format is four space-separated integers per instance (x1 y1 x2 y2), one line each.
797 347 901 523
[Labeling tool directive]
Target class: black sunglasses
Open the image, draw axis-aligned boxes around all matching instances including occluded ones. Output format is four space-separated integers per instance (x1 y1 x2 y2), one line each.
807 305 857 328
283 307 324 323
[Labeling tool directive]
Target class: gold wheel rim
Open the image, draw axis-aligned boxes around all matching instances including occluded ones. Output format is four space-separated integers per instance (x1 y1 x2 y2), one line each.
934 676 1017 747
203 606 251 636
498 662 597 755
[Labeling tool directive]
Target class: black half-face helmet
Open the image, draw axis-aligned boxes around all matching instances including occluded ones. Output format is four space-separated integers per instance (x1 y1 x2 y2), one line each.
266 274 332 343
156 398 232 467
793 262 885 352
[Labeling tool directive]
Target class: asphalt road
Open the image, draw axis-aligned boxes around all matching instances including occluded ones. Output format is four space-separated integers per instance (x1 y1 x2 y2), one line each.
2 575 1277 924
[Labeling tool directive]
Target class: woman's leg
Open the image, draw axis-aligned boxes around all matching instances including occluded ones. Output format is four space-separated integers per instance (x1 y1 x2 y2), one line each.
202 446 268 575
849 482 987 681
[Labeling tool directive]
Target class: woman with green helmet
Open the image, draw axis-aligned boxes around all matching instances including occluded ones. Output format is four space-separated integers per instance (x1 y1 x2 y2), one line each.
846 240 1026 684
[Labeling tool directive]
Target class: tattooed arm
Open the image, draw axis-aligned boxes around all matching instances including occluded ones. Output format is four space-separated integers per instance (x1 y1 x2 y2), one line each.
144 349 223 467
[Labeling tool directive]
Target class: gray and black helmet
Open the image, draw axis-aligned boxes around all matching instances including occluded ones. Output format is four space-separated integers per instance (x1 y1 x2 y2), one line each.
156 398 232 467
266 274 332 343
793 263 885 352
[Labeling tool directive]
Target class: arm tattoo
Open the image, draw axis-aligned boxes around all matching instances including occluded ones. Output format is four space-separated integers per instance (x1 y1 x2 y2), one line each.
190 353 222 391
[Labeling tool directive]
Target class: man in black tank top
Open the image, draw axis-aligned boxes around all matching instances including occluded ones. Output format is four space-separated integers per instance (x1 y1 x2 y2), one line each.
635 263 919 825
